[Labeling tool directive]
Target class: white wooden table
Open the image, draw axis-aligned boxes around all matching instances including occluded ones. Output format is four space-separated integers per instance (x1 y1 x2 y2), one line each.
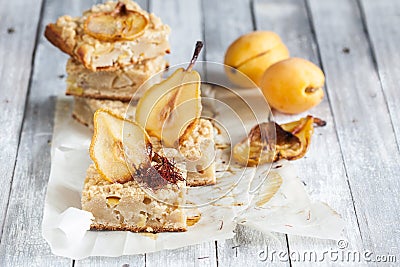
1 0 399 266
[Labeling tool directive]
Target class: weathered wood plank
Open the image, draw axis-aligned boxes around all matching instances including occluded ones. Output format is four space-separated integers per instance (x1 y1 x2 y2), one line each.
217 226 290 267
143 1 218 266
0 0 114 266
0 0 44 238
151 0 203 66
202 0 254 64
75 255 145 267
254 1 365 265
202 0 289 266
146 244 217 267
359 0 400 151
308 0 400 259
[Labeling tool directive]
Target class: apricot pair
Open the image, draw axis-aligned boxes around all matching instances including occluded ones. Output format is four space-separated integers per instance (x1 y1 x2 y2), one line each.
224 31 324 114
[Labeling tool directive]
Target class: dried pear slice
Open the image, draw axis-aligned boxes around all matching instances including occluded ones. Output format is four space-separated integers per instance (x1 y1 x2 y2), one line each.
273 123 303 161
233 122 276 166
84 2 148 42
90 109 151 183
279 115 315 161
233 122 302 166
233 116 325 166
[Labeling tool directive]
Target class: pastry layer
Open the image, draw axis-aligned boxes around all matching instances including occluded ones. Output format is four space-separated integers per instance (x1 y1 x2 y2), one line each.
45 0 170 71
151 119 216 186
82 164 187 232
180 119 216 186
72 96 134 129
73 98 216 186
66 56 167 101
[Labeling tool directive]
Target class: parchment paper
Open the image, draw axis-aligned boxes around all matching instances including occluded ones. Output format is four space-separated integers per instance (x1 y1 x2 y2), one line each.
42 96 344 259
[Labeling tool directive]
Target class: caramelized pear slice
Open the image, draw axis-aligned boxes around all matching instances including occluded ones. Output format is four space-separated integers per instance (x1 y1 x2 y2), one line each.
233 122 276 166
84 2 148 42
90 109 151 183
278 115 315 161
233 116 325 166
135 42 203 147
233 122 302 166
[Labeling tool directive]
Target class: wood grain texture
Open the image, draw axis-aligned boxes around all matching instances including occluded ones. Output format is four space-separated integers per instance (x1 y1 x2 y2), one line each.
151 0 203 66
0 0 103 266
202 0 255 63
0 0 44 238
217 226 289 267
308 0 400 258
75 255 144 267
360 0 400 151
202 0 289 266
254 1 365 266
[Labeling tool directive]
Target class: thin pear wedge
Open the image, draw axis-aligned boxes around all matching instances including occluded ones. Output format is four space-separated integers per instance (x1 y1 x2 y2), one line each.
90 109 151 183
233 116 326 166
135 42 203 147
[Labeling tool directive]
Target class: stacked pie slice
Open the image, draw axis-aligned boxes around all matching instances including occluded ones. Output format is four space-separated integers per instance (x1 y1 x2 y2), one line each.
45 0 169 128
46 1 217 233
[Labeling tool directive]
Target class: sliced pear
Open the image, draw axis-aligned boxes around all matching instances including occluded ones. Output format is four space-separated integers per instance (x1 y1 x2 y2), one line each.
279 115 315 161
84 2 148 42
90 109 151 183
233 116 325 166
135 68 201 147
135 42 203 147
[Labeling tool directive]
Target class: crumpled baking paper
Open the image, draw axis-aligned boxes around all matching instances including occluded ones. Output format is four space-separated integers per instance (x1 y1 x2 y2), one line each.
42 97 344 259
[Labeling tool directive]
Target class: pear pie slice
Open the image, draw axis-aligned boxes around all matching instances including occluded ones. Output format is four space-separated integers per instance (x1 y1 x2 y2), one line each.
45 0 170 71
82 109 187 232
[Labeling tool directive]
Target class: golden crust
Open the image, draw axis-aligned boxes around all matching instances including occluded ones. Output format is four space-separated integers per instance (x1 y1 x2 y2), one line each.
179 118 199 146
44 23 74 55
66 90 133 102
76 45 90 70
90 222 187 233
72 113 89 127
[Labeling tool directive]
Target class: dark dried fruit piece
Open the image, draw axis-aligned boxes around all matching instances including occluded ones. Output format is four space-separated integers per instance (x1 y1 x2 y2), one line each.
233 116 325 166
